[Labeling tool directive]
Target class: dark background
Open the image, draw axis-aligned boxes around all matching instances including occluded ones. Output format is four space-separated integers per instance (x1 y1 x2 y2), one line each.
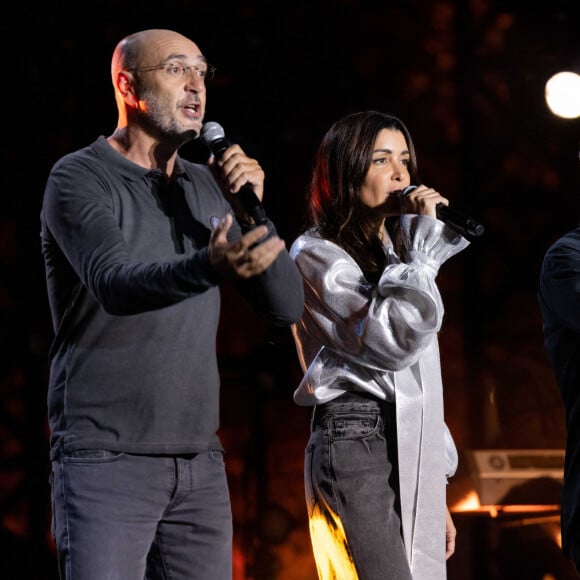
1 0 579 578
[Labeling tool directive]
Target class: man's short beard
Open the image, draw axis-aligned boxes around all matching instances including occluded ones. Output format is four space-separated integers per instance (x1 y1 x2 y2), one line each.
140 89 199 146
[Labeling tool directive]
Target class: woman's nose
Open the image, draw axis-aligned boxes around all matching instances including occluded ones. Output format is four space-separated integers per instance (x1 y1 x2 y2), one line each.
391 163 404 180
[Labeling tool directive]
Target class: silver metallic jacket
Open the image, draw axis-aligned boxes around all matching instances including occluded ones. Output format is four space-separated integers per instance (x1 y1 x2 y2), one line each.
290 214 470 579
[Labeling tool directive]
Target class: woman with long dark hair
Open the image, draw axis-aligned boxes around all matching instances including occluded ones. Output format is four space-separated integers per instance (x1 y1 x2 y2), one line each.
290 110 470 579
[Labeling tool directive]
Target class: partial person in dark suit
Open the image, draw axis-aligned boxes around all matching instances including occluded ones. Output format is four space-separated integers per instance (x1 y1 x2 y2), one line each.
538 223 580 574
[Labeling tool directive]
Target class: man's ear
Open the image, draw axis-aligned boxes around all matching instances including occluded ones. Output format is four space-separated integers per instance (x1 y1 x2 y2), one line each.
116 71 139 106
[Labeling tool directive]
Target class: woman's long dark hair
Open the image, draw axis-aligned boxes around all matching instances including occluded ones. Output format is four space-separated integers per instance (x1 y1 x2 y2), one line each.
307 111 419 284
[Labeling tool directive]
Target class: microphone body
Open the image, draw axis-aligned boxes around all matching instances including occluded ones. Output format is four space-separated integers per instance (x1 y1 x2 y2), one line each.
200 122 268 224
402 185 484 239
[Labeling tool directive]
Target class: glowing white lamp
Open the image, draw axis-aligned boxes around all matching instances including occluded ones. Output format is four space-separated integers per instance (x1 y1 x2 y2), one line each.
545 71 580 119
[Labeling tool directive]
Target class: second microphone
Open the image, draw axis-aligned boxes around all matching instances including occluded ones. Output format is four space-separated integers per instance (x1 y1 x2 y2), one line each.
402 185 484 239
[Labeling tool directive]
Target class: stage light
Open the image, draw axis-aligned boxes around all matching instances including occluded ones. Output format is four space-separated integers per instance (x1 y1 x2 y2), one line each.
545 71 580 119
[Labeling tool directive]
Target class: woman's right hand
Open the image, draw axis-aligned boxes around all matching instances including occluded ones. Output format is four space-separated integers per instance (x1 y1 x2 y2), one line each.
402 184 448 219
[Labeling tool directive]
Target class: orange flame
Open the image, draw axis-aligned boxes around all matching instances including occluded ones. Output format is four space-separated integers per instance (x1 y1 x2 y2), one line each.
452 490 481 512
308 502 358 579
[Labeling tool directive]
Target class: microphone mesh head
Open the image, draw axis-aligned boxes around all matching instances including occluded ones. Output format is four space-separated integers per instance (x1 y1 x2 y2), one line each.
200 122 225 146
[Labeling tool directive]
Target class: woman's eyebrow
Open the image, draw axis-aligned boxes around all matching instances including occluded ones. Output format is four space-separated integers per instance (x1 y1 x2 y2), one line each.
373 148 410 155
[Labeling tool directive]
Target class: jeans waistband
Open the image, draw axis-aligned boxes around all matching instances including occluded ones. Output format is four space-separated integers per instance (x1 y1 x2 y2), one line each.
311 391 392 427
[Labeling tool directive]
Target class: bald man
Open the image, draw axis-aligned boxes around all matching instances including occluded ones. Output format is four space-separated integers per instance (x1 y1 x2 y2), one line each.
40 29 303 580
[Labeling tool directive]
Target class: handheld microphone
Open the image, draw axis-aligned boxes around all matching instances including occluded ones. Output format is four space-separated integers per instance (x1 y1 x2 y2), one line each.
402 185 484 239
200 122 268 224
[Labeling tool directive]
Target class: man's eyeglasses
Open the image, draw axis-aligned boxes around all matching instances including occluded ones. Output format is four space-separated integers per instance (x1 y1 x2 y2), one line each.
128 62 216 81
